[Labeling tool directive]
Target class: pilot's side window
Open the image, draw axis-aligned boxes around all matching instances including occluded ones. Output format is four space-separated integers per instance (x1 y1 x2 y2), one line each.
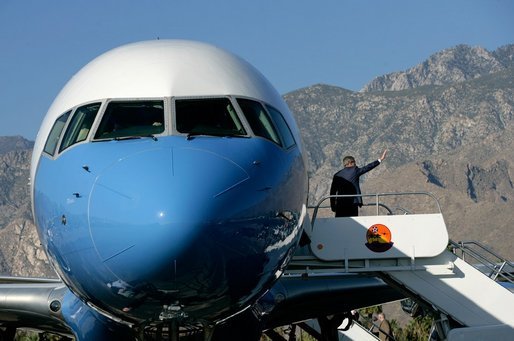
43 111 71 156
237 99 281 146
265 105 296 149
175 98 246 137
60 103 101 152
94 100 165 139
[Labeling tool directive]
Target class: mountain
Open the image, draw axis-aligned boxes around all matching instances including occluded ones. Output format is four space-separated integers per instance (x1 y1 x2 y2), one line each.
287 66 514 172
0 44 513 277
361 44 514 92
0 137 55 276
0 136 34 156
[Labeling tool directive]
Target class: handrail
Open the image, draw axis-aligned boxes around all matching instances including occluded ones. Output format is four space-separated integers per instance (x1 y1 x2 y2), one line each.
449 240 514 285
309 202 394 215
309 192 442 227
451 240 514 266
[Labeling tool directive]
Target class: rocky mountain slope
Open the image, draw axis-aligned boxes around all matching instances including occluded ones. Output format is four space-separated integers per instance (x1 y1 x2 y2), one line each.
0 137 55 276
0 43 512 278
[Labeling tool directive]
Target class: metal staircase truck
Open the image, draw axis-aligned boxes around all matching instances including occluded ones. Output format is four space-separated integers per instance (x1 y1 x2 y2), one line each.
286 192 514 340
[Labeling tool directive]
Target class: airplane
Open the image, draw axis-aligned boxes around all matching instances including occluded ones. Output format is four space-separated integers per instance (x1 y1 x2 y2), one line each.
0 40 403 340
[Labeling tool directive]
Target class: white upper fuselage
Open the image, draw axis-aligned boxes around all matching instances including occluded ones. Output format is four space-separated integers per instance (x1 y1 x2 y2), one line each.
31 40 299 194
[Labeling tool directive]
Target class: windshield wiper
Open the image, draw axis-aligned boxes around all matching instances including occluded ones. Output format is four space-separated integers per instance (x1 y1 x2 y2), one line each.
186 132 209 140
142 134 158 141
113 135 158 141
186 131 247 140
114 136 141 141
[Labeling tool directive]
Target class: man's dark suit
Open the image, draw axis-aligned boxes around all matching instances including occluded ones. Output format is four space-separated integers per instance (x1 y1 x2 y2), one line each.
330 160 380 217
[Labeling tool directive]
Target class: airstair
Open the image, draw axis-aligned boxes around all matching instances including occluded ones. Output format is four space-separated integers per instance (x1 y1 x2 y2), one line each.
286 192 514 340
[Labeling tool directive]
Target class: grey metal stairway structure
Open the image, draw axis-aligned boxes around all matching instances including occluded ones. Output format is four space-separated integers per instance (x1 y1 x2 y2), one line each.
285 192 514 340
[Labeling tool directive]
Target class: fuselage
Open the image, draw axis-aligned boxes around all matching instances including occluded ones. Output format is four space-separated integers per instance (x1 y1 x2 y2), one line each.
30 40 308 325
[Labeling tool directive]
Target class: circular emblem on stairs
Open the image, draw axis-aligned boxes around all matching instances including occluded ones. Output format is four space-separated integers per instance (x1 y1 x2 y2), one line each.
365 223 394 252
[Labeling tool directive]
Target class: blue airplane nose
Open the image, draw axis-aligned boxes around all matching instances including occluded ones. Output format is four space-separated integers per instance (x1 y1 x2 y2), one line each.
88 146 250 286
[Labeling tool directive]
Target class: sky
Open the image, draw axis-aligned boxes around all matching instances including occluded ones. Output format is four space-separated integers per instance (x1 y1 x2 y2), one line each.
0 0 513 140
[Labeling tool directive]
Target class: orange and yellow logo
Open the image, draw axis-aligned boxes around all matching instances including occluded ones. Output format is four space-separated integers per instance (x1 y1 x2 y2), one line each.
365 223 394 252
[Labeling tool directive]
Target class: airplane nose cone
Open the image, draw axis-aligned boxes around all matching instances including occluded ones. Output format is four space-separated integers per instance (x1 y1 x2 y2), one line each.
88 146 249 284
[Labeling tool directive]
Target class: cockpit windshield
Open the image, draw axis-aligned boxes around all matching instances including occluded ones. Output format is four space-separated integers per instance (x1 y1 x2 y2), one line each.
175 98 246 137
44 96 296 159
94 100 165 140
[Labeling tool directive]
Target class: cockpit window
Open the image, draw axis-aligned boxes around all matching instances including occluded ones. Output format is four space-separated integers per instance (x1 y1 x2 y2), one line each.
43 111 71 156
94 100 164 140
265 105 296 149
175 98 246 137
237 99 281 145
60 103 101 152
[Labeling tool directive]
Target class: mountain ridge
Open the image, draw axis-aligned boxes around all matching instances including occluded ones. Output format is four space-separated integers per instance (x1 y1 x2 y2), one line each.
361 44 514 92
